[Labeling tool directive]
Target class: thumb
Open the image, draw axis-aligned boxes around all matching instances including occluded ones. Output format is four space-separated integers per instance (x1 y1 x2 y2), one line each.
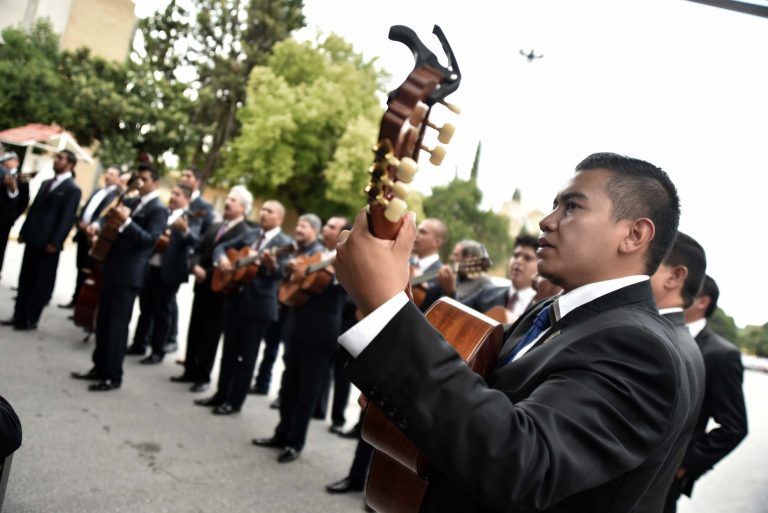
393 211 417 257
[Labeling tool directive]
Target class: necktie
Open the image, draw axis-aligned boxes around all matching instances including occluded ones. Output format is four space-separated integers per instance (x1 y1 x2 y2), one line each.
506 291 519 311
502 304 553 365
214 222 228 242
43 179 55 195
253 233 266 251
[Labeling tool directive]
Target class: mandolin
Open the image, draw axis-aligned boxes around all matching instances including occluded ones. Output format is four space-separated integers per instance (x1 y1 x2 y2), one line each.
357 25 504 513
210 241 297 293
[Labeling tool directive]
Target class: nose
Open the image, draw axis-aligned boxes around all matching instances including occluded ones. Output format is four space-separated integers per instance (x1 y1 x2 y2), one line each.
539 209 557 233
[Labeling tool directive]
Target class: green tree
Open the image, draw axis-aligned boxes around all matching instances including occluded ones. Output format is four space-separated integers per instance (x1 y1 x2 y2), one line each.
133 0 306 177
220 34 386 218
708 307 740 345
422 176 514 268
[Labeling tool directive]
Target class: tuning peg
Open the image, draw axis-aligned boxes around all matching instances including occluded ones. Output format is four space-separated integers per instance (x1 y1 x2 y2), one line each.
391 181 410 200
409 104 428 126
421 144 446 166
396 157 418 182
384 198 408 222
439 100 461 114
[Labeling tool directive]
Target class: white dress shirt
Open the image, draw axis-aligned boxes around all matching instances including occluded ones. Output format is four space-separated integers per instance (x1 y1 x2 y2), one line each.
415 253 440 273
507 286 536 319
687 318 707 338
48 171 73 192
149 208 185 267
81 185 117 224
339 274 649 360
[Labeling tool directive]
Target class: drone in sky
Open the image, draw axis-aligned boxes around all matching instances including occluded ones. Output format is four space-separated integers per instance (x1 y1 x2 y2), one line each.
519 49 543 63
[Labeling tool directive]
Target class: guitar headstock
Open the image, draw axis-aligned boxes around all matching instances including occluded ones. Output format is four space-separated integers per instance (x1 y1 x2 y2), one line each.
365 25 461 241
455 256 492 278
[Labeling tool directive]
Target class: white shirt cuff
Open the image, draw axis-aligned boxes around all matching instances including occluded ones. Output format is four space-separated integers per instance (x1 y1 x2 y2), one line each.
6 188 18 199
338 292 409 358
118 217 132 233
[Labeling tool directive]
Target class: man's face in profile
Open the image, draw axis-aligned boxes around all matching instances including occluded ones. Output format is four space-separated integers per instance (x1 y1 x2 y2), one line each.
537 168 631 291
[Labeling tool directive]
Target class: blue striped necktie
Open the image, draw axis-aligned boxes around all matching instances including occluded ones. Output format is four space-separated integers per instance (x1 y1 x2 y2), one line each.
502 305 553 365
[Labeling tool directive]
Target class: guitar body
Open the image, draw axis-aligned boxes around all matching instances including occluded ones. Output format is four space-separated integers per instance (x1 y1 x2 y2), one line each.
211 247 243 293
153 230 171 254
89 209 124 261
362 298 504 513
232 246 260 284
484 305 511 325
278 253 333 307
73 265 102 332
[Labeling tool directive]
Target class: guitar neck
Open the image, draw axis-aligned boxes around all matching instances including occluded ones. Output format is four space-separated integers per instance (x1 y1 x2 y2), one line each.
306 257 334 275
410 269 440 287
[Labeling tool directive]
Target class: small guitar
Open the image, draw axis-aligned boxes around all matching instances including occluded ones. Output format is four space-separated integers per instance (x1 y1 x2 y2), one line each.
89 175 141 261
277 252 335 307
410 256 491 307
211 241 297 293
357 25 504 513
153 208 209 254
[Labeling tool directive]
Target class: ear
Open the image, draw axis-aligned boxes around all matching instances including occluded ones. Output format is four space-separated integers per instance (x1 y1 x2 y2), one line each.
694 294 711 314
618 218 655 256
669 264 688 290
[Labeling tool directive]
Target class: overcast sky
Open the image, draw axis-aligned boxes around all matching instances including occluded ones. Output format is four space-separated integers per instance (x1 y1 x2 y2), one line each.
136 0 768 327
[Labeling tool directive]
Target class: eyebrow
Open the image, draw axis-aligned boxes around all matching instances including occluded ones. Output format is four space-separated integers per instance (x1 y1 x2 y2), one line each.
553 191 588 205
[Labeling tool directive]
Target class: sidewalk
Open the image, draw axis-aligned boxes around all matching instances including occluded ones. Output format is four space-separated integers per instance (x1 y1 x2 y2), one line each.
0 240 367 513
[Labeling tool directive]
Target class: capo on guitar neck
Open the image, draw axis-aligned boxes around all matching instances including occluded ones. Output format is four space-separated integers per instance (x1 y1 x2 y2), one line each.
388 25 462 104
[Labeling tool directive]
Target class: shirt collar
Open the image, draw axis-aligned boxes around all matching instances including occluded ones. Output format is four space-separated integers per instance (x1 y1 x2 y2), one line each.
418 253 440 271
262 226 281 243
659 307 684 315
54 171 73 183
553 275 649 322
687 318 707 338
140 190 160 205
510 286 535 301
191 190 201 201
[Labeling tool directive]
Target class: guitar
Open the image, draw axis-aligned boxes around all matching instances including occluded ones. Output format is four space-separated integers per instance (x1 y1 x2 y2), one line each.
89 175 140 261
152 208 209 254
410 256 491 308
277 252 335 307
210 241 297 293
357 25 504 513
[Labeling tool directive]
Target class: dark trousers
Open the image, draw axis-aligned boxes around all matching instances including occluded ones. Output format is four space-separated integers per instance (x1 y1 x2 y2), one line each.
331 346 352 426
183 283 225 383
273 338 335 451
92 279 140 382
254 305 287 392
13 245 59 325
132 266 179 357
0 218 12 277
663 476 689 513
349 434 374 487
215 312 268 409
71 237 91 303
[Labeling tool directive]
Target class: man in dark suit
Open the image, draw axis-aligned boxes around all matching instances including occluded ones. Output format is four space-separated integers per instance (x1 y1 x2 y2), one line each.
2 150 81 330
0 395 21 459
194 200 291 414
61 164 121 308
646 231 707 513
462 235 539 323
411 218 447 312
252 214 348 463
664 275 748 512
171 186 251 392
71 163 168 391
0 151 30 282
334 152 700 512
161 165 215 354
130 183 201 365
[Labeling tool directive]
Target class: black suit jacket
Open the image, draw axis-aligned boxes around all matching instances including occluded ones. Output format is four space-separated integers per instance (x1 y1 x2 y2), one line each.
213 227 292 322
73 186 119 244
101 196 168 288
0 395 21 459
286 241 346 350
19 176 81 250
680 325 747 495
160 212 203 285
190 194 215 240
418 258 444 312
346 281 695 513
0 167 30 223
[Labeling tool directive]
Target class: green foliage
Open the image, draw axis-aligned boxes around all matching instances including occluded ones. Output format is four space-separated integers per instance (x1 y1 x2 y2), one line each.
220 35 386 218
708 307 740 345
422 177 514 268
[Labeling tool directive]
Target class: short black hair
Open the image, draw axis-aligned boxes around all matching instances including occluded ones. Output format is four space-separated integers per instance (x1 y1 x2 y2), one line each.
514 234 539 251
136 163 160 182
699 274 720 319
662 232 707 308
183 165 204 183
60 149 77 167
576 152 680 275
176 183 193 199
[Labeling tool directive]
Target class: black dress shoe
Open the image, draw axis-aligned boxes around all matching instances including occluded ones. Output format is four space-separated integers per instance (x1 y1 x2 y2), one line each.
71 369 103 381
194 396 224 407
13 321 36 331
325 477 364 494
269 398 280 409
125 345 147 356
190 382 209 393
170 374 194 383
249 385 268 395
277 447 300 463
1 318 18 326
328 424 345 435
88 379 121 391
162 342 178 353
338 426 360 439
58 301 75 309
251 437 285 449
212 403 240 415
140 354 164 365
